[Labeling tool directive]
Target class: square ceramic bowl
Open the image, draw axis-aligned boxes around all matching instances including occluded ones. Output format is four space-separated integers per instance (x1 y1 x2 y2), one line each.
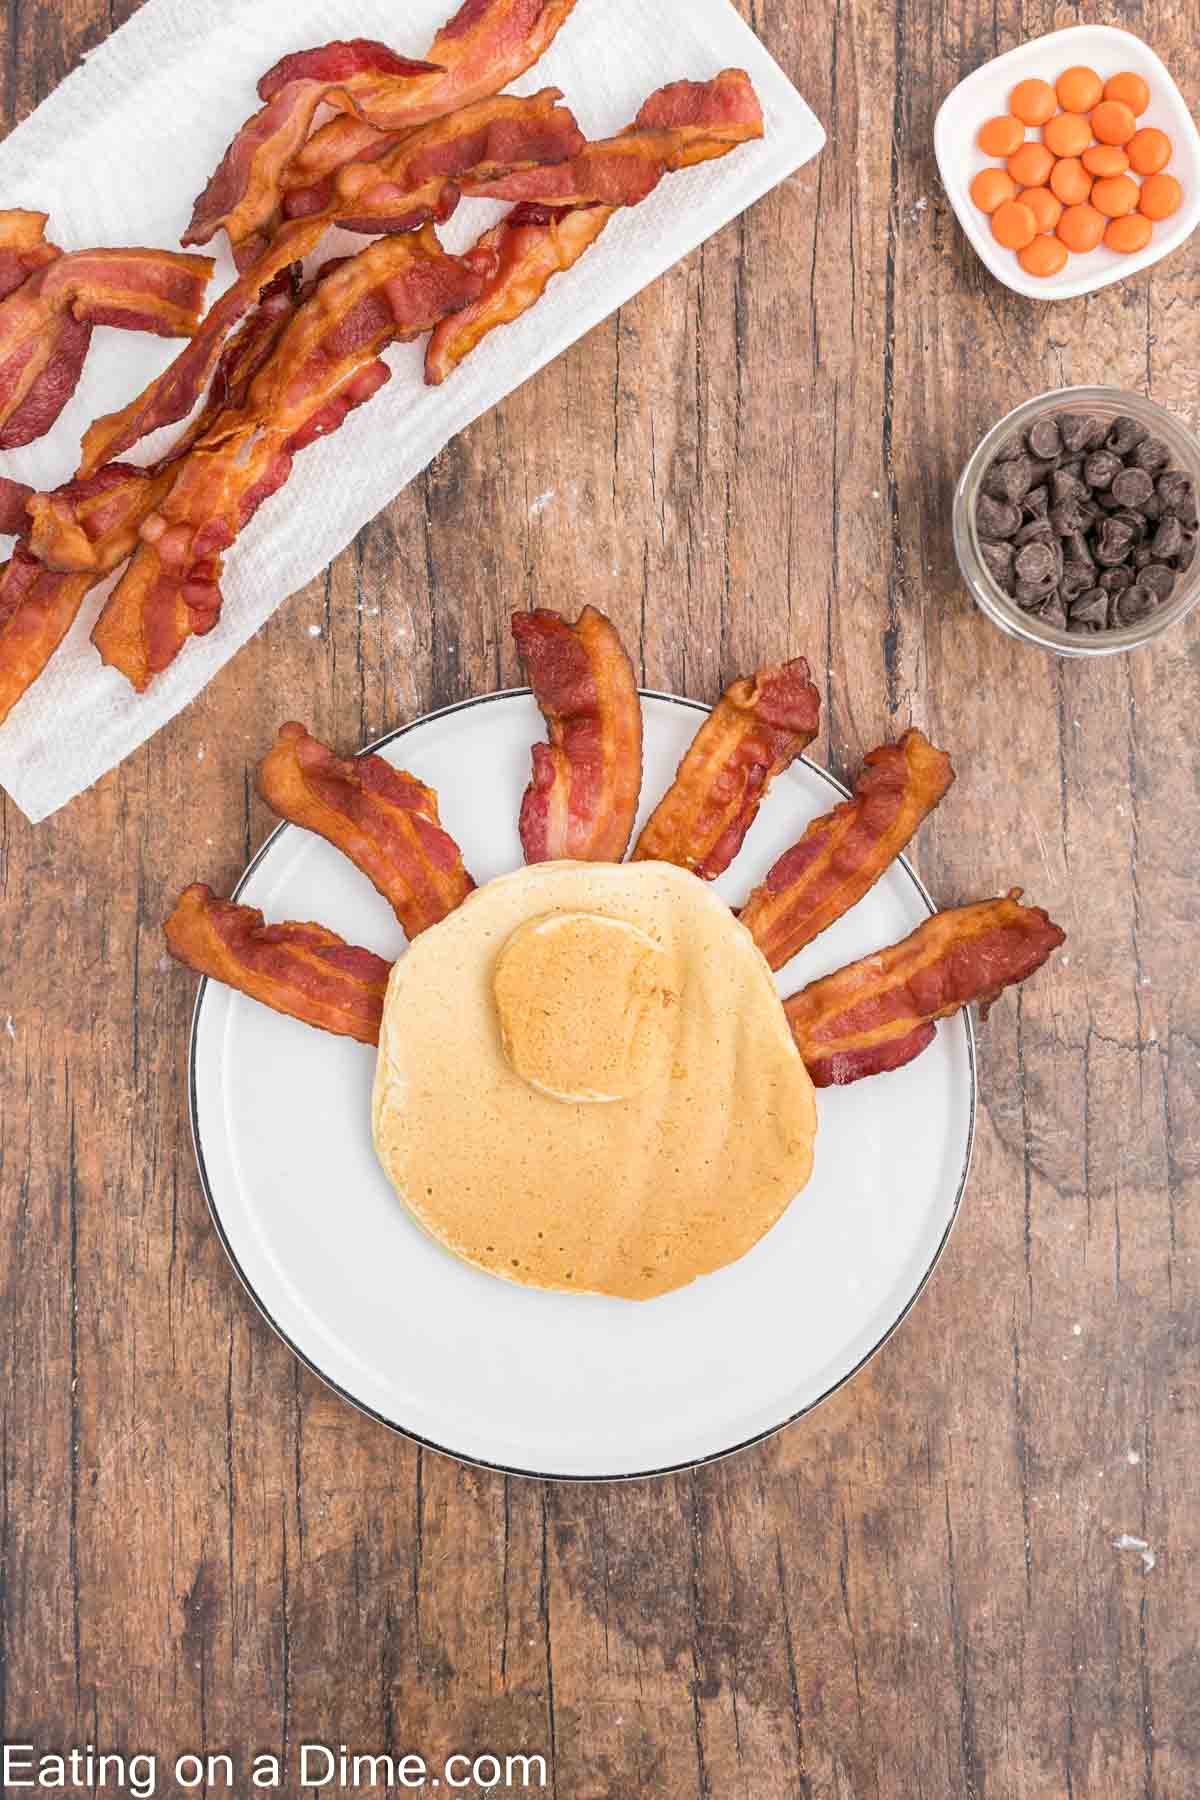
935 25 1200 300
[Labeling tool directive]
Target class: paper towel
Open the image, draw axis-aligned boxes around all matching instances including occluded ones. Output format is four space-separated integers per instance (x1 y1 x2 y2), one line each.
0 0 823 821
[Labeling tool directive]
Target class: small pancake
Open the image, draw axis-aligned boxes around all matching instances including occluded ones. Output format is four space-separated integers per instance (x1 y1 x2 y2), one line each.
372 861 817 1301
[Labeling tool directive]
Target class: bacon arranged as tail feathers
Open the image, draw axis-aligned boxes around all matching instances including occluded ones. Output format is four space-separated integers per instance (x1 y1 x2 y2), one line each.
258 723 476 938
512 606 643 864
740 730 956 971
183 43 442 255
0 246 213 450
425 71 763 383
164 884 390 1046
633 658 821 880
0 210 61 302
92 230 483 690
784 892 1066 1088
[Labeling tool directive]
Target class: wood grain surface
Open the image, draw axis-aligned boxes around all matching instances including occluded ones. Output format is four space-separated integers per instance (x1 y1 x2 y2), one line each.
2 1 1198 1795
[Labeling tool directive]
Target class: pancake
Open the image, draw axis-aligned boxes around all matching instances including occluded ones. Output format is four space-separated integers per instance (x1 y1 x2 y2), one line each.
371 860 817 1301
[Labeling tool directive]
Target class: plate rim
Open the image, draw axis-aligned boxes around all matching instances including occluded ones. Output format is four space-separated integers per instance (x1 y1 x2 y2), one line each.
187 688 978 1482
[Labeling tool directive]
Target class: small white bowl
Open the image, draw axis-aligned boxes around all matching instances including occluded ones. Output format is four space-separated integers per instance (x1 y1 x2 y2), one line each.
935 24 1200 301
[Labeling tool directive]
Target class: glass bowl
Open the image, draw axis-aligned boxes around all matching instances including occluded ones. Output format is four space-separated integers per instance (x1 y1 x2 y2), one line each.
954 387 1200 658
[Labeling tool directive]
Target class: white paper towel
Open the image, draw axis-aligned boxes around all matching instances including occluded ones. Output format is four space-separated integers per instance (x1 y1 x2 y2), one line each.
0 0 823 822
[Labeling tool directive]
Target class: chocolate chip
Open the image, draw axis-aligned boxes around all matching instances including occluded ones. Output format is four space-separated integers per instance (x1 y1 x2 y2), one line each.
1140 563 1176 600
1050 501 1090 537
1106 416 1148 456
1040 592 1068 632
1061 563 1095 600
1098 566 1135 593
1152 514 1184 559
1084 450 1122 491
1175 530 1197 572
1116 584 1158 626
1112 509 1149 539
1069 589 1109 631
1063 532 1095 571
1028 418 1063 462
980 540 1016 590
1014 579 1052 611
1131 436 1172 475
1111 467 1156 508
976 495 1022 541
1081 416 1110 451
1133 545 1155 569
1096 522 1135 564
1014 518 1056 549
1140 494 1163 522
1022 485 1050 521
1052 468 1089 506
992 434 1026 464
1056 413 1095 455
1157 471 1195 516
985 455 1034 503
1015 541 1058 585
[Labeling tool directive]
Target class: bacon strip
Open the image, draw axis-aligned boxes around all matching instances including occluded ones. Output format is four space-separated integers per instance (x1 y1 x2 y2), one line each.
425 71 763 383
740 730 956 971
0 287 298 727
317 0 580 130
511 606 643 864
784 892 1067 1088
182 42 441 254
257 722 476 937
0 247 213 450
280 116 409 220
632 659 821 880
92 230 483 690
0 476 33 536
0 210 61 302
165 884 390 1046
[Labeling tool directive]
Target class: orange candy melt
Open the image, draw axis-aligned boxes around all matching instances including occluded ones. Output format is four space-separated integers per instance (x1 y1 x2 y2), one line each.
1103 72 1150 117
1049 158 1092 206
1008 141 1056 188
1020 186 1063 233
1091 174 1141 218
1056 67 1104 113
1105 213 1153 254
1128 127 1172 175
978 114 1026 157
991 198 1038 250
1139 173 1183 220
1010 78 1058 126
1056 203 1106 253
1090 100 1138 146
1019 235 1069 277
971 168 1019 213
1043 111 1093 159
1082 144 1129 178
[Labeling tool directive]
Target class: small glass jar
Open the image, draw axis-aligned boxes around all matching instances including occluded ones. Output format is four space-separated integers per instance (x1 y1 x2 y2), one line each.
953 386 1200 658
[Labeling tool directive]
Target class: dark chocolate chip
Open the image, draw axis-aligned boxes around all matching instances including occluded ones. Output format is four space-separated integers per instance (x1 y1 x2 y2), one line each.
1131 436 1172 475
1015 541 1057 585
1084 450 1122 491
1028 418 1063 462
1050 501 1090 536
1106 416 1148 456
1175 530 1197 572
1052 468 1089 506
1117 584 1158 626
1022 485 1050 521
1056 414 1094 455
1014 518 1056 549
1099 566 1135 594
1040 592 1068 632
1069 589 1109 631
1014 579 1052 611
976 495 1022 541
1152 514 1184 559
1094 486 1128 512
1111 467 1155 508
992 434 1026 464
1081 416 1110 451
1061 563 1095 600
1140 494 1163 522
984 455 1034 503
1157 471 1194 515
1063 532 1095 571
1139 563 1176 599
980 540 1016 590
1133 545 1155 569
1112 509 1149 539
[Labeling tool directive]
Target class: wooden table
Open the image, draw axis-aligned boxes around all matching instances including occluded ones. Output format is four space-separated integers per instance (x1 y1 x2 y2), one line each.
3 1 1197 1795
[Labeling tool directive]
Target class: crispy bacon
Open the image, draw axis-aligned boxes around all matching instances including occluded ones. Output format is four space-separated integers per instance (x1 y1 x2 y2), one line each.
784 892 1067 1087
92 230 482 690
740 730 956 971
632 659 821 880
0 476 33 536
183 42 441 254
511 606 643 864
0 246 213 450
425 71 764 383
281 116 409 219
319 0 580 130
257 722 476 937
0 210 60 302
461 68 764 204
0 553 95 727
164 883 390 1046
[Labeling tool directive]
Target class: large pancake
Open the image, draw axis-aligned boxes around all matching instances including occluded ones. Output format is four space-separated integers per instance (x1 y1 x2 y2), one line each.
371 861 817 1301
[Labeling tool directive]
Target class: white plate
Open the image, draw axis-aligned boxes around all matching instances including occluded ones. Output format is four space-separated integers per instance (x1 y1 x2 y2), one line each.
935 25 1200 301
189 693 976 1480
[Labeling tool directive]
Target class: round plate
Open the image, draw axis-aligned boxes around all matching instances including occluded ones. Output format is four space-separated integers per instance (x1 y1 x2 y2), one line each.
190 692 976 1480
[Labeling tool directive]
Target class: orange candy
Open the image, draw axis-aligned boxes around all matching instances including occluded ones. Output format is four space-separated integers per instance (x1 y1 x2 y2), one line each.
971 168 1019 213
1011 78 1058 126
1056 66 1104 113
1050 158 1092 206
1105 213 1153 254
1090 100 1138 146
991 198 1038 250
1127 127 1172 175
1020 186 1063 233
1008 141 1056 188
1104 72 1150 117
978 114 1026 157
1019 235 1069 278
1044 111 1094 159
1057 203 1107 253
1091 174 1141 217
1082 144 1129 178
1139 173 1183 220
